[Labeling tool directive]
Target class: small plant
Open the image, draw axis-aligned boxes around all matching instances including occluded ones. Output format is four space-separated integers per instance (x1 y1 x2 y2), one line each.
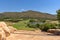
27 19 40 29
57 9 60 28
39 23 57 31
27 23 37 28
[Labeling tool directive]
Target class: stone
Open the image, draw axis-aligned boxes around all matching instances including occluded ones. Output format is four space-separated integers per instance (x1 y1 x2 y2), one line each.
47 29 60 35
0 22 10 40
8 26 17 33
47 29 56 33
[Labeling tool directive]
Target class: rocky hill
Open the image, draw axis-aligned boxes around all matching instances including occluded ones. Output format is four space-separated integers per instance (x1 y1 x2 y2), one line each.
0 10 56 20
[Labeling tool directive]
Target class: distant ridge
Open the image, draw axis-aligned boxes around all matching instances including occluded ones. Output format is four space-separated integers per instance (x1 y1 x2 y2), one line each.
0 10 56 20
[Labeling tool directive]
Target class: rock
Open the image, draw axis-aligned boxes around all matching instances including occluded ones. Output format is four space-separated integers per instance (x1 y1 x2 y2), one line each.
8 26 17 33
0 22 11 40
47 29 56 33
54 29 60 35
0 28 6 40
47 29 60 35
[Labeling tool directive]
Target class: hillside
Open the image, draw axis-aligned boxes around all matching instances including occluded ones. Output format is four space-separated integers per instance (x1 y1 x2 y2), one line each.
0 10 56 20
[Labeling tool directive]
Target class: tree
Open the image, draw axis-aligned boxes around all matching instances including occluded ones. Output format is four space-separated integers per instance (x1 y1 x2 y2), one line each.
57 9 60 28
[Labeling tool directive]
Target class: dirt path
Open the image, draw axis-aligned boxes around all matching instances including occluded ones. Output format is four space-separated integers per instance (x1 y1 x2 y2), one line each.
6 31 60 40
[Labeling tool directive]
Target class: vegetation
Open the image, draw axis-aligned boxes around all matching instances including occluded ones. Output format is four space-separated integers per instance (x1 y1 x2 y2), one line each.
0 10 58 31
0 10 56 21
12 19 58 31
13 20 35 31
57 9 60 28
27 19 40 28
39 23 57 31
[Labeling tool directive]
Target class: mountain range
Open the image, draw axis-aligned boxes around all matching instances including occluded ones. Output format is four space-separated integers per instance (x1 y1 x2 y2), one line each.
0 10 56 20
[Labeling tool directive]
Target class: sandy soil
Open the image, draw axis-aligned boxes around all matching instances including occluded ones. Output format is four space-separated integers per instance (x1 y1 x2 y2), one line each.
6 30 60 40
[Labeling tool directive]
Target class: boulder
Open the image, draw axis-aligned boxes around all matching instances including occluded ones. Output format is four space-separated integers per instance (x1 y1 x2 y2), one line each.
47 29 56 33
47 29 60 35
0 28 6 40
0 22 10 40
8 26 17 33
54 29 60 35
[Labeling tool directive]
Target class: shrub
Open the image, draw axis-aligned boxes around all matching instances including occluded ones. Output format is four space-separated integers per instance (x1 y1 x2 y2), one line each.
27 23 37 28
4 19 21 22
27 19 38 28
57 9 60 28
29 19 37 22
39 23 57 31
36 23 40 28
27 22 40 28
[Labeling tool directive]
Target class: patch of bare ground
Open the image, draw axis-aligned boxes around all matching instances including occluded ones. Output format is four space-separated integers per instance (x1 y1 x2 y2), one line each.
6 30 60 40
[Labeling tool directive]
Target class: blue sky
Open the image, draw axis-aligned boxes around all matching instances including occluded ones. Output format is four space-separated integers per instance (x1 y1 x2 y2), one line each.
0 0 60 14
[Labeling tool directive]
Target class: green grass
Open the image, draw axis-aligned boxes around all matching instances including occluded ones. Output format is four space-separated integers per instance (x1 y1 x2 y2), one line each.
13 20 35 31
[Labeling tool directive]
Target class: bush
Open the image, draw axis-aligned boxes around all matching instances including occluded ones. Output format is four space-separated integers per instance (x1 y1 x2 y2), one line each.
27 19 39 28
29 19 37 22
27 23 37 28
36 23 40 28
13 20 35 30
4 19 21 22
27 22 40 28
39 23 57 31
